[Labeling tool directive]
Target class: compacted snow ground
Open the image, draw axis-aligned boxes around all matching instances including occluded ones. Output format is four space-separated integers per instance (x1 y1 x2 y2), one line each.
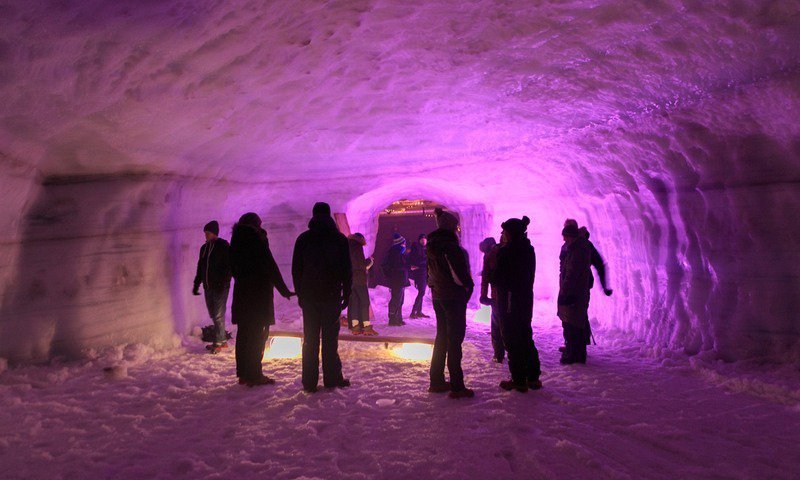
1 314 798 480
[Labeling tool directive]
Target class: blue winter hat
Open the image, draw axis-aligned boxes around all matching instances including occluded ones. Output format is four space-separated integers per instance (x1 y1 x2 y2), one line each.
392 233 406 246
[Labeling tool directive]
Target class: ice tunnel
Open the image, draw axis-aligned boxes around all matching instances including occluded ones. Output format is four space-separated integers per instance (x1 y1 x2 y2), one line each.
0 0 799 365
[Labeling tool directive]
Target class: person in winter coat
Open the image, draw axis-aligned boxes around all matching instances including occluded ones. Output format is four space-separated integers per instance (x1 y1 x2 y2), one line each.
382 233 410 326
292 202 352 392
557 223 594 364
427 208 475 399
558 219 613 353
193 221 233 353
408 234 430 319
230 213 293 386
493 217 542 392
479 236 504 363
348 233 377 336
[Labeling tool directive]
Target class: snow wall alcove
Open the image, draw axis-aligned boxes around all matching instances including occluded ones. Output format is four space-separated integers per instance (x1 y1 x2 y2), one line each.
0 0 799 365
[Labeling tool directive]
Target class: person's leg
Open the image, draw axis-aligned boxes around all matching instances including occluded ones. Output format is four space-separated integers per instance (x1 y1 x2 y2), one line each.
429 299 448 387
398 286 405 320
347 289 357 328
301 301 322 390
254 323 269 378
388 286 399 323
524 320 541 382
235 323 246 380
320 301 344 387
412 280 424 315
490 304 505 361
501 317 525 384
445 298 467 391
356 286 370 327
212 286 229 344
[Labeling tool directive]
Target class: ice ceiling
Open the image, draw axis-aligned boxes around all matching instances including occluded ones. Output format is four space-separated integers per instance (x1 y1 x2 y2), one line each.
1 0 799 363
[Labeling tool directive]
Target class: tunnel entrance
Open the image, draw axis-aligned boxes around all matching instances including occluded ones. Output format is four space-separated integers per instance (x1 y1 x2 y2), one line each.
369 199 455 288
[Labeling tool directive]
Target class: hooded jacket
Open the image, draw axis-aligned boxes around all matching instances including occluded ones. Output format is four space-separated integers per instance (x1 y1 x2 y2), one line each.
557 236 593 327
493 236 536 320
559 228 608 291
426 228 473 301
382 243 410 288
407 241 428 283
193 237 232 291
348 235 373 287
292 215 352 302
229 225 290 325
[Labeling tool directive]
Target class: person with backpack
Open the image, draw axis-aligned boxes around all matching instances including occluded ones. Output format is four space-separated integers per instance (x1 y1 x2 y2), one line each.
427 208 475 399
192 221 232 354
558 223 594 364
292 202 352 392
229 213 293 386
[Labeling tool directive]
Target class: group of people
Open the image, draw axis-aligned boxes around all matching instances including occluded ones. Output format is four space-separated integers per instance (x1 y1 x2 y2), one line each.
192 202 611 395
380 232 430 326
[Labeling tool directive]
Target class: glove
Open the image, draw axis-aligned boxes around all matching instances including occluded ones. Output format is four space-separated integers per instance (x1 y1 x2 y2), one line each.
479 295 492 306
192 287 200 296
604 288 613 297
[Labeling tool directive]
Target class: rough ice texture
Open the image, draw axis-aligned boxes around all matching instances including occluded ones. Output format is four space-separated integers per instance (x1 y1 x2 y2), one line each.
0 0 799 362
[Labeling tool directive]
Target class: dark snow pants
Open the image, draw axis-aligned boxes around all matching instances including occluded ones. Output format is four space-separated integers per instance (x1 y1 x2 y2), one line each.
347 284 371 328
430 296 468 392
302 298 344 389
500 314 540 384
204 285 230 344
388 285 405 324
562 322 587 362
235 321 269 381
412 277 427 315
490 303 505 361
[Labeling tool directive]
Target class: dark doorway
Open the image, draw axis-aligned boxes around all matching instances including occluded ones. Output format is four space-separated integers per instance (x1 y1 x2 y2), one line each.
369 199 458 288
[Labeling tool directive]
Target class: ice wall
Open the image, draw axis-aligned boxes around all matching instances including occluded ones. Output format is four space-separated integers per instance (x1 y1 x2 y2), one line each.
0 0 798 363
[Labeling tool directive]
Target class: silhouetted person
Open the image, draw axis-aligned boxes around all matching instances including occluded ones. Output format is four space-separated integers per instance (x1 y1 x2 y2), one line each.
408 234 430 319
493 217 542 392
427 208 475 399
479 236 504 363
192 221 232 354
382 233 409 326
230 213 293 386
292 202 352 392
558 223 593 364
348 233 377 335
559 219 612 353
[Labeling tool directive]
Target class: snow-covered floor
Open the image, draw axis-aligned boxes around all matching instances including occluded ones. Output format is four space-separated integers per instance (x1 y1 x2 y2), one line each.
1 315 799 480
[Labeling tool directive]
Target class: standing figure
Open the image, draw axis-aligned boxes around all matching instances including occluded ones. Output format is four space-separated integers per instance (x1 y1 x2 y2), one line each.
427 208 475 399
192 221 232 354
382 233 409 326
479 237 504 363
292 202 352 392
408 234 430 319
493 217 542 392
229 213 293 386
559 219 613 354
348 233 378 336
558 223 593 364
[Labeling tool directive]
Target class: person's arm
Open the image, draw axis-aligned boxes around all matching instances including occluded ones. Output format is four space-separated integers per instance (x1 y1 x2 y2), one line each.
480 254 490 301
445 244 474 292
589 242 611 294
291 234 304 299
266 242 292 298
340 237 353 308
218 240 232 282
192 245 204 294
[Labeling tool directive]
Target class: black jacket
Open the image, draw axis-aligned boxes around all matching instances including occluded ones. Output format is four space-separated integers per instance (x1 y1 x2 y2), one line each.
230 225 290 325
292 215 352 303
382 244 410 288
493 237 536 319
193 238 232 291
407 241 427 282
426 229 473 301
559 231 608 291
349 237 372 287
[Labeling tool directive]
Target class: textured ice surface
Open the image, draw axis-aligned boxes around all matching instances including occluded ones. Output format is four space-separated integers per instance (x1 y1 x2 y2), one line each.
0 0 799 362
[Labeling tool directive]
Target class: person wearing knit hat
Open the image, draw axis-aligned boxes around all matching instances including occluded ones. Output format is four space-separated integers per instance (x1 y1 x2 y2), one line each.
493 216 542 392
193 220 232 354
558 219 594 365
479 236 504 363
347 233 378 336
427 209 475 399
293 202 352 392
408 233 430 319
382 233 410 326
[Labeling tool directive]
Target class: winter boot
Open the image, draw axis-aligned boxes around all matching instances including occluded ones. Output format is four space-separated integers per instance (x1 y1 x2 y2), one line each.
209 342 228 354
246 375 275 387
418 312 431 318
325 378 351 389
448 388 475 399
527 379 543 390
361 325 379 336
428 381 451 393
499 380 528 393
350 324 364 335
